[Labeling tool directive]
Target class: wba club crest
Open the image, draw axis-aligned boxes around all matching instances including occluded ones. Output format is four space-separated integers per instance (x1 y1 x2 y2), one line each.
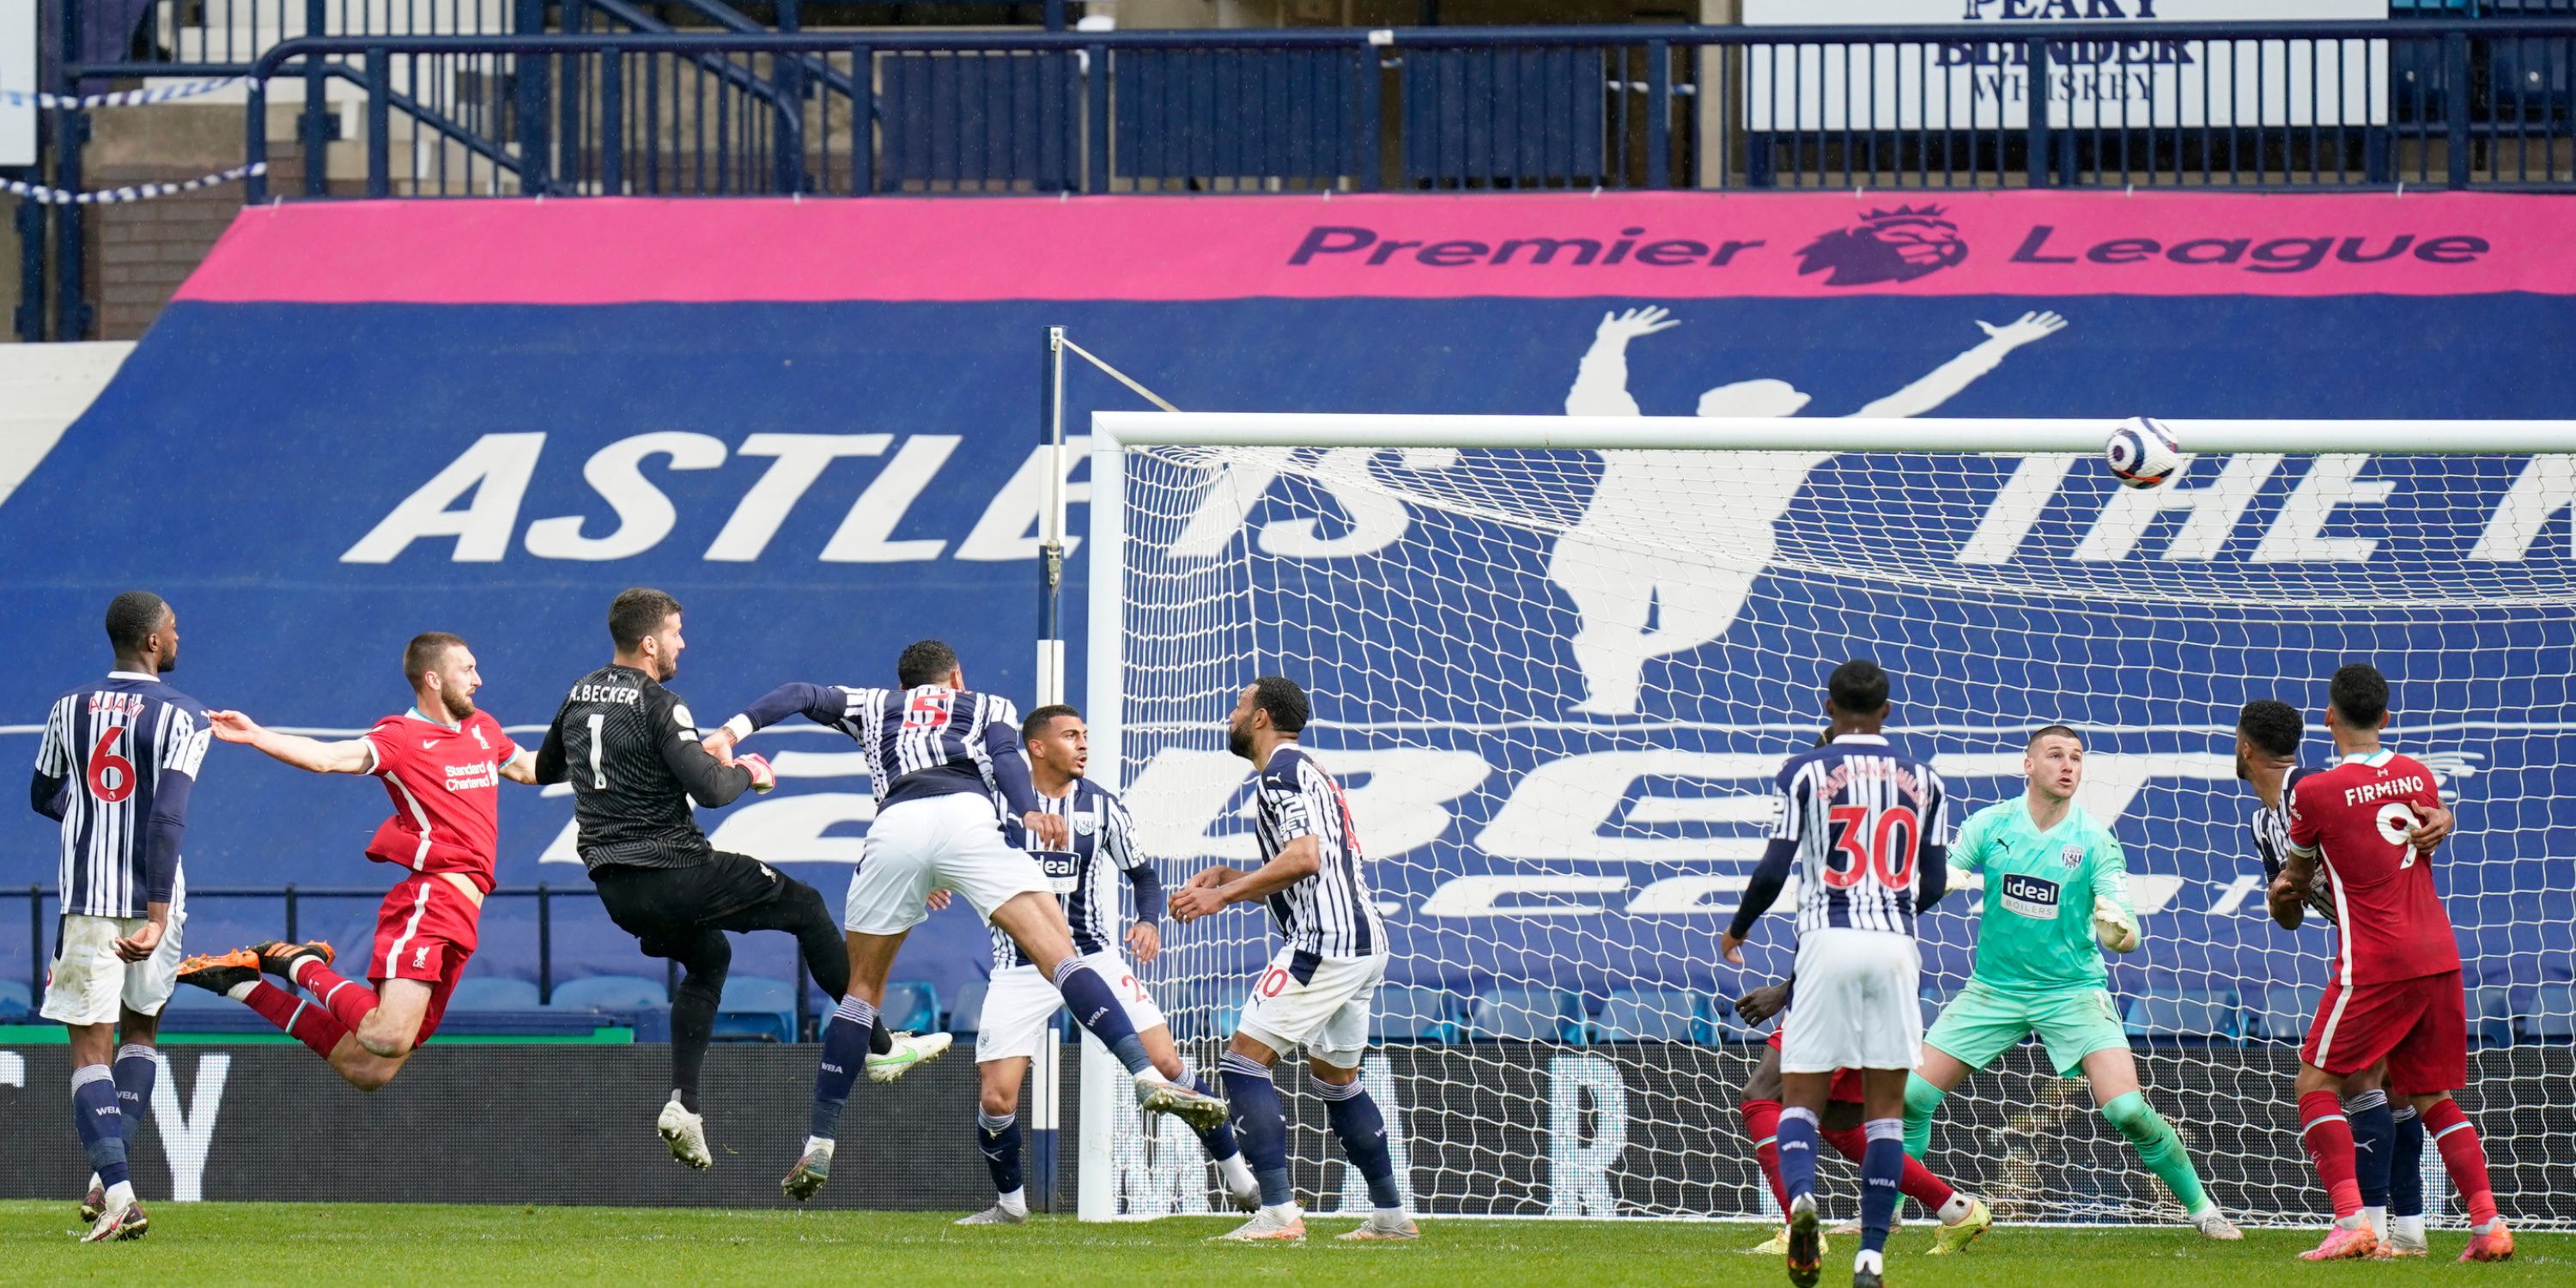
1794 205 1968 286
2061 844 2086 870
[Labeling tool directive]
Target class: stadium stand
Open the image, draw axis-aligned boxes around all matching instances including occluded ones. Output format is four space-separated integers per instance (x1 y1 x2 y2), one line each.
1370 984 1464 1043
2123 991 2245 1045
880 981 941 1035
945 980 988 1037
2523 983 2576 1041
711 977 798 1044
0 979 29 1020
448 977 543 1011
1469 987 1583 1043
1589 988 1702 1044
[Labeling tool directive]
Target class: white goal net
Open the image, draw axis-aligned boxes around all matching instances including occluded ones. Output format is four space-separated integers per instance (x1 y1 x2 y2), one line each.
1082 415 2576 1229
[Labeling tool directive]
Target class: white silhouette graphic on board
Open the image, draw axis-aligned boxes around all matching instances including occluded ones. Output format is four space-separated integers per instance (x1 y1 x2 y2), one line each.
1552 306 2068 715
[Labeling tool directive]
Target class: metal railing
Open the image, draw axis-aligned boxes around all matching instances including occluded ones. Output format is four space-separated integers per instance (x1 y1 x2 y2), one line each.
234 19 2576 201
7 883 818 1037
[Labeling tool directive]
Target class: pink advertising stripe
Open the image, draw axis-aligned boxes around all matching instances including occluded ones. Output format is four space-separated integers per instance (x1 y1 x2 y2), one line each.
175 191 2576 306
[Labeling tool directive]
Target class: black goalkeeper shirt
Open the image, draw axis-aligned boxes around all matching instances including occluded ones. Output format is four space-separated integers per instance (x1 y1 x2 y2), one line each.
535 664 753 872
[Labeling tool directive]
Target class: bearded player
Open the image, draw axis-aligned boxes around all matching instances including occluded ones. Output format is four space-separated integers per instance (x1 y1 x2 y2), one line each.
2237 697 2453 1256
1900 726 2240 1241
2274 665 2512 1262
1735 976 1992 1258
176 633 536 1090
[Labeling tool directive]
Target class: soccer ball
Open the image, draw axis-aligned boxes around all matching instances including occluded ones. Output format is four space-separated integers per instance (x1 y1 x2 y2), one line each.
2104 416 2183 489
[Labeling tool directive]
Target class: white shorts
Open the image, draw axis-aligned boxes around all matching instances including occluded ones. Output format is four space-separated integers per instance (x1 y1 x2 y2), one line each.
42 908 187 1026
975 951 1167 1063
844 793 1053 936
1236 947 1388 1070
1782 926 1922 1075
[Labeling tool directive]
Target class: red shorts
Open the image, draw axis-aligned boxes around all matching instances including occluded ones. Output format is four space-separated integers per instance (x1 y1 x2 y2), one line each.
2302 970 2467 1096
368 874 483 1044
1766 1030 1864 1103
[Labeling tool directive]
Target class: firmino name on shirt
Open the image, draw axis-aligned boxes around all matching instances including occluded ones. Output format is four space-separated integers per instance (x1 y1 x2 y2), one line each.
2344 775 2429 807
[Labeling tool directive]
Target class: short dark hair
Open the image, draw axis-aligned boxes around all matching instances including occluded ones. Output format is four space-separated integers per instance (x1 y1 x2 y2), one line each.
404 632 467 688
1250 675 1310 734
898 639 960 689
2330 663 2390 728
2028 724 2084 750
1826 659 1889 717
2237 699 2304 758
608 587 682 652
104 591 167 654
1022 703 1080 744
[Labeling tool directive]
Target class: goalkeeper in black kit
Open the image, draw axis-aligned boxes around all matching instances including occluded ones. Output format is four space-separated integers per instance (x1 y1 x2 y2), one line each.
537 587 950 1170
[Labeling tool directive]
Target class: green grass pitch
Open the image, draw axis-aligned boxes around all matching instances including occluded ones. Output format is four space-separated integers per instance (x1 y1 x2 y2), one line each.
2 1203 2565 1285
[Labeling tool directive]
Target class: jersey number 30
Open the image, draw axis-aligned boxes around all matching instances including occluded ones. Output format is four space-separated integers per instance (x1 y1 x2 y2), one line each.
1824 804 1920 890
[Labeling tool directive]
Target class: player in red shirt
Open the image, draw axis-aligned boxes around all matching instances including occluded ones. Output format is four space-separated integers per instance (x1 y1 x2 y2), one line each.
173 633 538 1091
2273 664 2512 1263
1733 977 1992 1257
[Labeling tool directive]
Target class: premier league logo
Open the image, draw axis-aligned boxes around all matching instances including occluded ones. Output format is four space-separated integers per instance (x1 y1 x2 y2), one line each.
1793 205 1969 287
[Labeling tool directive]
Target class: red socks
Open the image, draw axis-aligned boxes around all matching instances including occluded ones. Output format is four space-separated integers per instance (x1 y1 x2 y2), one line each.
241 979 349 1060
1743 1098 1789 1214
291 958 381 1036
1821 1123 1956 1210
2299 1089 2364 1219
2421 1098 2500 1227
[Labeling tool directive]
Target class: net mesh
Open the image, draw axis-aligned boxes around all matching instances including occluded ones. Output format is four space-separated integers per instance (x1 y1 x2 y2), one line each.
1096 438 2576 1227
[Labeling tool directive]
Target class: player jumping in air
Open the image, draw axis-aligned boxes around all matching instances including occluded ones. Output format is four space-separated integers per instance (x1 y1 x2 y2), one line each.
33 592 210 1242
2236 697 2454 1256
178 633 540 1096
537 589 935 1172
1721 659 1949 1288
1902 725 2240 1241
1734 978 1992 1258
1169 676 1418 1244
955 703 1259 1224
705 639 1228 1201
2274 665 2512 1262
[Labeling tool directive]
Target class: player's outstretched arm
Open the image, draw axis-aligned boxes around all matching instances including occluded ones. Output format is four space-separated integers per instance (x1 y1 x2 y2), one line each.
28 768 68 822
1169 843 1317 922
208 710 374 775
499 748 540 786
708 682 852 762
1718 836 1798 964
650 691 762 807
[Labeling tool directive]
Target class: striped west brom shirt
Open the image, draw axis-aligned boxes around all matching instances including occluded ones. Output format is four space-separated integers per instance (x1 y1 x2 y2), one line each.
33 671 211 918
726 682 1039 815
1767 732 1949 937
1252 744 1384 959
2251 766 2336 925
989 777 1144 969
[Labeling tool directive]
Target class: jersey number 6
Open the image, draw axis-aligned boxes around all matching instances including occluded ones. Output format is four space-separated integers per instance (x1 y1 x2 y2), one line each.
86 727 137 804
1823 805 1920 890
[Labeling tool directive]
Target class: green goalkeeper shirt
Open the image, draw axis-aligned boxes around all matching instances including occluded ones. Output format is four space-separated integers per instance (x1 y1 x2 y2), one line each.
1953 797 2136 993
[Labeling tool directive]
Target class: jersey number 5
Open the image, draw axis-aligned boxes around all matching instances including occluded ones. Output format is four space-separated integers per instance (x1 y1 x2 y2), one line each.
86 727 136 804
1824 804 1920 890
903 693 954 732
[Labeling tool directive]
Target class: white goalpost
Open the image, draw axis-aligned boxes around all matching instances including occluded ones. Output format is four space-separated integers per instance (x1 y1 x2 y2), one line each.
1072 411 2576 1228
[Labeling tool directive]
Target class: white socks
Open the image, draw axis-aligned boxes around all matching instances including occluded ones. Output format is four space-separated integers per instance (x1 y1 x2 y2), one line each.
1935 1194 1971 1224
1855 1249 1883 1275
997 1188 1028 1217
1218 1153 1256 1192
104 1180 134 1206
2391 1214 2427 1242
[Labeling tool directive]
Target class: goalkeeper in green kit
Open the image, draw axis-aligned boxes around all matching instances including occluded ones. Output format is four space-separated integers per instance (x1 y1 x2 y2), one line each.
1904 725 2244 1240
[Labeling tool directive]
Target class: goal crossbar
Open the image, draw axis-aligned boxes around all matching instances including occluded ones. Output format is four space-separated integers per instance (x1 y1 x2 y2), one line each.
1092 413 2576 454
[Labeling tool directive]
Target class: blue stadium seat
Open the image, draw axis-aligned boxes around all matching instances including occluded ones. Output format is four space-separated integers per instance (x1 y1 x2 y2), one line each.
713 975 797 1044
1468 987 1580 1042
548 974 668 1012
162 982 238 1010
1590 989 1700 1043
0 979 32 1019
882 981 941 1034
449 976 542 1011
2123 990 2242 1043
1702 994 1769 1044
2470 986 2516 1048
947 980 988 1036
1372 984 1461 1042
2520 982 2576 1041
2249 983 2325 1042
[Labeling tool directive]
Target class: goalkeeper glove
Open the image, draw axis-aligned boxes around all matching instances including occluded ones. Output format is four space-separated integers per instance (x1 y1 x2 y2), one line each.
2093 896 2140 953
738 752 777 793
